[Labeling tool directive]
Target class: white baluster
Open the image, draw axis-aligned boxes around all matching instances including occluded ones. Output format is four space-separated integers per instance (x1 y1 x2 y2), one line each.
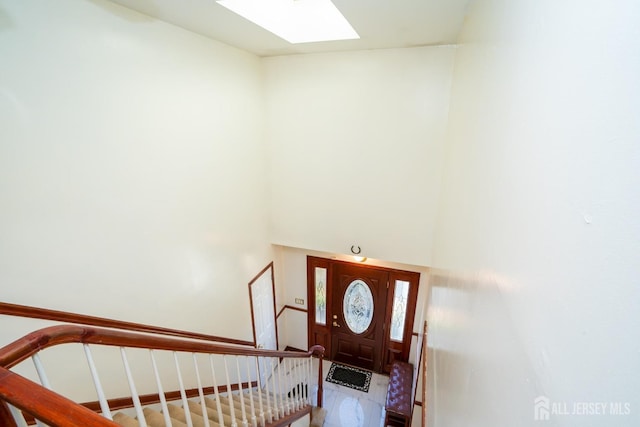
7 403 29 427
293 359 302 409
298 359 304 408
223 355 238 427
278 358 285 418
120 348 147 427
290 359 298 411
291 359 299 410
291 359 299 411
173 352 193 427
285 358 296 411
149 350 173 427
192 353 210 427
208 355 225 427
303 358 308 405
277 359 289 417
311 357 315 405
253 357 266 427
83 344 112 420
306 357 312 405
270 357 280 419
30 354 51 426
260 356 273 423
244 356 257 427
312 357 317 406
283 358 291 412
235 356 248 427
31 353 51 390
292 359 299 410
298 359 306 408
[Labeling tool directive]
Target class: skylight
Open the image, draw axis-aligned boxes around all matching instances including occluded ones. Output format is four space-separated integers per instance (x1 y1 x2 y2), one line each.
216 0 360 44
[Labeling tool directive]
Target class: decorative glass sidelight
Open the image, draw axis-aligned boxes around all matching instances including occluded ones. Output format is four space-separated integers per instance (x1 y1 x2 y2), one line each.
390 280 410 341
315 267 327 325
343 279 374 334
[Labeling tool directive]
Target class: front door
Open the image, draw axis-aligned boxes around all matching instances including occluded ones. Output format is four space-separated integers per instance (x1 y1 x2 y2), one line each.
308 256 421 374
330 263 388 372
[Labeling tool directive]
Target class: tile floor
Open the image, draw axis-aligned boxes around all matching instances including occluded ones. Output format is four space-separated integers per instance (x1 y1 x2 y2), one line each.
318 360 389 427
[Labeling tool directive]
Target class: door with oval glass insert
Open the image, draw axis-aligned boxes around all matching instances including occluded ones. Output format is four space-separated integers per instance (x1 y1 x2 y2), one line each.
330 263 389 372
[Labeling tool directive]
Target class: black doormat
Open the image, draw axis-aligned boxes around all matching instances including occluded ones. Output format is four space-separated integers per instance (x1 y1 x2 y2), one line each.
325 362 372 392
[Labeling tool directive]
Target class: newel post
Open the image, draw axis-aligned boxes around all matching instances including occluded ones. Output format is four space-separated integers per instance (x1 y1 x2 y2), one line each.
310 345 325 408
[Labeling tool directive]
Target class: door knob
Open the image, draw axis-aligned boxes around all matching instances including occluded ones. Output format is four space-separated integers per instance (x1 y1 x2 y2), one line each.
332 315 338 319
332 321 340 327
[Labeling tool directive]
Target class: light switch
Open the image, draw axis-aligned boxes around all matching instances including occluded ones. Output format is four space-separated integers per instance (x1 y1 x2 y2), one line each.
295 298 304 305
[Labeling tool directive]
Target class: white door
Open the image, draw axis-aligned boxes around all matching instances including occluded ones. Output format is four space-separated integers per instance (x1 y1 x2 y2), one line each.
250 265 278 384
251 267 277 350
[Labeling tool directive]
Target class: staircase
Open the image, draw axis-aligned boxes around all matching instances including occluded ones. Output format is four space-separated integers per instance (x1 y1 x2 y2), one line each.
111 390 310 427
0 325 325 427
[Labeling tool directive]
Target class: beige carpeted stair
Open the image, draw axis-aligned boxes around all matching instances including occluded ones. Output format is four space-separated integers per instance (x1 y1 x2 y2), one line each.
111 391 323 427
112 408 188 427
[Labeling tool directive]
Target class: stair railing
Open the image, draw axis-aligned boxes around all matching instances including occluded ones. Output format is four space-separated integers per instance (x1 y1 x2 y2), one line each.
0 325 324 427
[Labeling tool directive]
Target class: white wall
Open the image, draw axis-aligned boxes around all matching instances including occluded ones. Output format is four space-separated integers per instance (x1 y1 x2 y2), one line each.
264 47 455 267
0 0 272 345
429 0 640 426
272 245 309 351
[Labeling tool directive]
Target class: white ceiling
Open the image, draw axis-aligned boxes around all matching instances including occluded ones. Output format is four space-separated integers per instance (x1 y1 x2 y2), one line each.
108 0 472 57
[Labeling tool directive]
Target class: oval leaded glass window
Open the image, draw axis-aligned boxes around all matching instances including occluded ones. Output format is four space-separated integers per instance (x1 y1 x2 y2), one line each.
343 279 374 334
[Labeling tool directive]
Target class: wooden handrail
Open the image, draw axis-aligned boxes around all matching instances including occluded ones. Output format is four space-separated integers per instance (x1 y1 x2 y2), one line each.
0 325 325 426
0 325 325 369
0 366 117 426
0 301 255 347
